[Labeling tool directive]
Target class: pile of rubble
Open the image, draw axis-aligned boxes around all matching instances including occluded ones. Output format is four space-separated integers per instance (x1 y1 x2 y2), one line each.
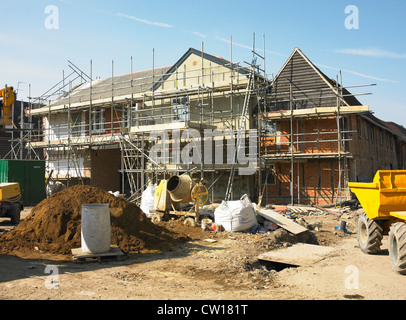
0 185 188 257
189 200 360 248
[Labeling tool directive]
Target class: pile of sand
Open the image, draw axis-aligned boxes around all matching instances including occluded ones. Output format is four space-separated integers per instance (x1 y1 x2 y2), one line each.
0 185 188 256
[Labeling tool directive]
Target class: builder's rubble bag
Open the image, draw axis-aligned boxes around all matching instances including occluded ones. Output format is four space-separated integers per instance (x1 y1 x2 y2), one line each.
140 184 158 217
214 196 258 232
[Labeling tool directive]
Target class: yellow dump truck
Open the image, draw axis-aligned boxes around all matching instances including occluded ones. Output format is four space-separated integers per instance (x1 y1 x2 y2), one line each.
348 170 406 275
0 183 22 224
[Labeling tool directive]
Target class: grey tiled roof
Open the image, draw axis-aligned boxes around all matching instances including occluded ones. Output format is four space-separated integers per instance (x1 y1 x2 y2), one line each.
51 66 171 106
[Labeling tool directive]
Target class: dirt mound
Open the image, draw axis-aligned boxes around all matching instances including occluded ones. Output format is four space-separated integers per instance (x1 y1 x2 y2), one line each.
0 185 188 257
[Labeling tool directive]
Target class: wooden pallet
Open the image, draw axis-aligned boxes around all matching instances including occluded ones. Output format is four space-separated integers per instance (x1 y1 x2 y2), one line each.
71 246 125 262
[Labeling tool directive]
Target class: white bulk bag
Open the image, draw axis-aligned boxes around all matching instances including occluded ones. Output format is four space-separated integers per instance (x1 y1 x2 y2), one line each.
214 196 258 232
140 184 158 217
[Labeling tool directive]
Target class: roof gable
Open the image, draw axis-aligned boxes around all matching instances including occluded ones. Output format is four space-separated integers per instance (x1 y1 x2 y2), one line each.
270 48 362 110
153 47 249 91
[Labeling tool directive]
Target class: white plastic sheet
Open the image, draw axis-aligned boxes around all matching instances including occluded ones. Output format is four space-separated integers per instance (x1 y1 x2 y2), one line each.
140 184 158 217
46 181 66 197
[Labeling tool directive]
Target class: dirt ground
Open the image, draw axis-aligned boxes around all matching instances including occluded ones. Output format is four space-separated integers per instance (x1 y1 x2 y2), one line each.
1 205 406 301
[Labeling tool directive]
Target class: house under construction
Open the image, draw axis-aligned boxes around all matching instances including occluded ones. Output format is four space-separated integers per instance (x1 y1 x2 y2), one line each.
23 44 406 206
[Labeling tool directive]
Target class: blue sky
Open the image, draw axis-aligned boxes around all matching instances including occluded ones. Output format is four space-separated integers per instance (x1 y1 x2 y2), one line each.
1 0 405 126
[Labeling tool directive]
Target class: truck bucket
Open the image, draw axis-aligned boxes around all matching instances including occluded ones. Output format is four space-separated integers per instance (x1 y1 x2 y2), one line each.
348 170 406 220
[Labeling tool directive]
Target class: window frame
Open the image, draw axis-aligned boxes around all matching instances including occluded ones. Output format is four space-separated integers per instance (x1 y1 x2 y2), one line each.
171 96 190 122
90 108 105 134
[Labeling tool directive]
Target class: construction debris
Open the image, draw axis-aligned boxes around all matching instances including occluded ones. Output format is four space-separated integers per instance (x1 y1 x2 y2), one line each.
313 205 342 217
0 172 357 269
203 238 217 243
256 209 308 235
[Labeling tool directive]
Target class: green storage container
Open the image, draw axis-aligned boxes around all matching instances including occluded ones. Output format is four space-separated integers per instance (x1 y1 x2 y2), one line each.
0 160 46 206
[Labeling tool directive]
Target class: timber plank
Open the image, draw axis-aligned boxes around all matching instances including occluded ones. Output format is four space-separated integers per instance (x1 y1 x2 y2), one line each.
257 209 308 235
258 243 335 267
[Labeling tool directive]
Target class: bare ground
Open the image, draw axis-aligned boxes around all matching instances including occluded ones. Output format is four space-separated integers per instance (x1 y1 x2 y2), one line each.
1 207 406 301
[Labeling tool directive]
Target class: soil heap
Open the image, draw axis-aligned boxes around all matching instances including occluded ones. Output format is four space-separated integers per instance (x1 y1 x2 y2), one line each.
0 185 188 256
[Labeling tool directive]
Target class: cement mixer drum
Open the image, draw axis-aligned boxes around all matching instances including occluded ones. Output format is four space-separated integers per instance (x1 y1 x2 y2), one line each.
167 175 195 203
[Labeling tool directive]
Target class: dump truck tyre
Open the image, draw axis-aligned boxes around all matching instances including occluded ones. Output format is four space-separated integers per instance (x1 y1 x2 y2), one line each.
9 204 21 225
357 213 383 254
389 222 406 275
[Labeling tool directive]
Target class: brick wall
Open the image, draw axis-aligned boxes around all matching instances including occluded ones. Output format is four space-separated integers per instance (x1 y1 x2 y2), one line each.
260 114 404 205
261 117 340 155
261 160 345 205
347 115 400 182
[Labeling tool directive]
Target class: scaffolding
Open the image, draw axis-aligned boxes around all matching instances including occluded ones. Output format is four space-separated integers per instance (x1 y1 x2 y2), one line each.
22 39 374 207
258 49 375 206
26 38 269 203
